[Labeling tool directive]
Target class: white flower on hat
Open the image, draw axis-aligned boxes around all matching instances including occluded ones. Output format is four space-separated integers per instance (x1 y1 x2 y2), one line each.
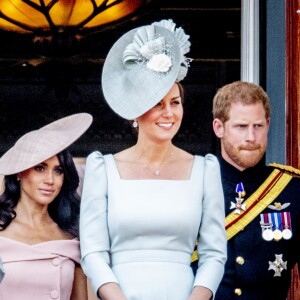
152 19 192 81
122 19 191 80
146 53 172 72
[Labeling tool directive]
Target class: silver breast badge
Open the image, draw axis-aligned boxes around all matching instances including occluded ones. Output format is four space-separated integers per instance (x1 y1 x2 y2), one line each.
268 254 287 277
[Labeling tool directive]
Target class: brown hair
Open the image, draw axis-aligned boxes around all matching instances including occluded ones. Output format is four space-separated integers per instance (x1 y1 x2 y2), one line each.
212 81 271 122
176 82 185 104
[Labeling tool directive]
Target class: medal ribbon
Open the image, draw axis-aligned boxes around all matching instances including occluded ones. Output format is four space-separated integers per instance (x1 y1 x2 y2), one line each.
260 213 272 228
226 169 293 240
282 212 292 230
235 182 244 193
272 212 282 230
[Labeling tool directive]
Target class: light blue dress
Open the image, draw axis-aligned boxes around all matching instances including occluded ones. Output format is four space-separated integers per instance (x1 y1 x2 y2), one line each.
0 256 4 283
80 151 226 299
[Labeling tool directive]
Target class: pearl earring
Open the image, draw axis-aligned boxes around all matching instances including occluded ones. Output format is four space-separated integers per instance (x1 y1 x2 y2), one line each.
132 121 138 128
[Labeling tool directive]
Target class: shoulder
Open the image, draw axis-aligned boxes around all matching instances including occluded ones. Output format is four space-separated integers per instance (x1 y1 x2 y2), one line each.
173 147 194 163
86 151 114 165
194 154 221 178
195 153 219 165
269 162 300 178
113 147 133 162
84 151 113 177
86 151 106 160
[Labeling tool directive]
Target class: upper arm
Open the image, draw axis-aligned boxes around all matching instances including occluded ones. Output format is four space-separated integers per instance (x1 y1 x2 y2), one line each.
79 151 118 293
194 154 227 296
80 151 110 259
70 264 88 300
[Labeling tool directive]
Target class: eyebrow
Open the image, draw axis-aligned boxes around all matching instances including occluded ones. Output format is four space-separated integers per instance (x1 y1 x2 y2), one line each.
38 161 61 168
170 96 181 100
159 95 181 103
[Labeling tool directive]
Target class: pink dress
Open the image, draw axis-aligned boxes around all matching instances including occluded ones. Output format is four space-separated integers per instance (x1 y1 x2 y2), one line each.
0 236 80 300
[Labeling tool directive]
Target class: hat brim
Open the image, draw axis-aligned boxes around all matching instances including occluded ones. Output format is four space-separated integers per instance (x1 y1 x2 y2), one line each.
102 26 181 120
0 113 93 175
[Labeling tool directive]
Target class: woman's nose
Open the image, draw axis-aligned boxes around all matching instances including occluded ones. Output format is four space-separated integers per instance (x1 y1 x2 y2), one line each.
162 104 172 116
44 172 54 185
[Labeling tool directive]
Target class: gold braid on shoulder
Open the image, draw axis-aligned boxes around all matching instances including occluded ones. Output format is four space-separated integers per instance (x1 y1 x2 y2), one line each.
269 163 300 178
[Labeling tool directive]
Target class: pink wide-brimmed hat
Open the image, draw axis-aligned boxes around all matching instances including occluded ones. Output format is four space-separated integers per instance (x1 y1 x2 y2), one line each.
0 113 93 175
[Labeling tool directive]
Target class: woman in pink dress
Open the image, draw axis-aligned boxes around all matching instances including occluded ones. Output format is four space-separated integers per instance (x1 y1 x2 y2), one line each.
0 113 92 300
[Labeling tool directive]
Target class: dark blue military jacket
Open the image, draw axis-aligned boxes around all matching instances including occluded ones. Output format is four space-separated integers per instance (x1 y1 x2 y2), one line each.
215 158 300 300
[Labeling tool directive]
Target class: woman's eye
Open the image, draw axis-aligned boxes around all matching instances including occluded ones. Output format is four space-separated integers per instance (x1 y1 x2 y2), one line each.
34 165 44 171
55 167 64 175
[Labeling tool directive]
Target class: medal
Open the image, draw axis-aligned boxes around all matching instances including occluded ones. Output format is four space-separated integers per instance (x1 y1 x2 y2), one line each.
273 229 283 241
282 228 292 240
262 228 274 241
272 212 283 241
282 212 292 240
268 254 287 277
230 183 247 214
260 213 287 241
260 214 274 241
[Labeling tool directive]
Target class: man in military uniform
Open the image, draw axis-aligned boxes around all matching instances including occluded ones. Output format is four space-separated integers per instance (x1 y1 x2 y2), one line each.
212 81 300 299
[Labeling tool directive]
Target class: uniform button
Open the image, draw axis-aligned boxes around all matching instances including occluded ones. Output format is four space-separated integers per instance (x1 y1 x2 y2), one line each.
236 256 245 265
234 288 242 296
50 290 59 299
52 258 60 266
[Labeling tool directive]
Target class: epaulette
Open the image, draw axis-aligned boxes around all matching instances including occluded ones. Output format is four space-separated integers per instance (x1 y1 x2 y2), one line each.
269 162 300 178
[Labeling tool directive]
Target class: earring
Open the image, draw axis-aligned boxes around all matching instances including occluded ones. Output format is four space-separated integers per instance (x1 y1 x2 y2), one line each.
132 121 138 128
17 174 21 181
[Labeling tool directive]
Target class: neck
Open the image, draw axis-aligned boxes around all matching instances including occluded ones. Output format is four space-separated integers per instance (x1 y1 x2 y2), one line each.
135 140 174 161
14 200 51 228
134 141 175 176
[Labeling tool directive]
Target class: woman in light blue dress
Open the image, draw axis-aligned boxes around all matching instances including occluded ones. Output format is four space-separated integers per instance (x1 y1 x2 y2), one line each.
80 20 227 300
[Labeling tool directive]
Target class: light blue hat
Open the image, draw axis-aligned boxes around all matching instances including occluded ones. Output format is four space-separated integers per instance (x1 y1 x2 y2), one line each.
102 19 191 120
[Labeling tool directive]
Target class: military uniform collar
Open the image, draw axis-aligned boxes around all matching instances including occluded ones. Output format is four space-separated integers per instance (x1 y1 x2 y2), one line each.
218 156 267 182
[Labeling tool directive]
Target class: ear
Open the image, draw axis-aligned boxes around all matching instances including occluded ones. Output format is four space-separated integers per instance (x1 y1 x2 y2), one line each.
266 118 271 132
213 119 224 138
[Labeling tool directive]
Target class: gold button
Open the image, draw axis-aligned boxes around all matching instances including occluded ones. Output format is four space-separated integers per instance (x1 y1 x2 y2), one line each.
236 256 245 265
234 288 242 296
